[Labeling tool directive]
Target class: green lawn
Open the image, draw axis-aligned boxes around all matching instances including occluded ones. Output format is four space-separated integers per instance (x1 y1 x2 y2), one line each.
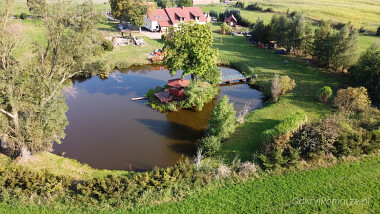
1 156 379 213
207 23 343 160
132 156 380 213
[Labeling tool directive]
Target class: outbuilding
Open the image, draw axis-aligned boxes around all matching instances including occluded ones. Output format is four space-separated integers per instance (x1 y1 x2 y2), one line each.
224 15 238 27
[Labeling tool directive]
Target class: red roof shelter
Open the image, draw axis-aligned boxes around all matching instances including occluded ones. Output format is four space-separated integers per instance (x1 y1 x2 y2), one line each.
167 78 190 88
154 78 190 103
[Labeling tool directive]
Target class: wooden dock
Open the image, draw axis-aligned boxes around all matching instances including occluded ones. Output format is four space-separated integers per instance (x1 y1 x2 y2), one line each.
220 74 250 84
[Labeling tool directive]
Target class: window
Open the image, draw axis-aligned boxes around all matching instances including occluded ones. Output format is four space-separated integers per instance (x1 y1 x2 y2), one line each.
158 15 161 18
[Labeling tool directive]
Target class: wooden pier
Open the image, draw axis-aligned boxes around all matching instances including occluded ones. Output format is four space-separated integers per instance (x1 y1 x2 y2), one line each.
220 74 250 84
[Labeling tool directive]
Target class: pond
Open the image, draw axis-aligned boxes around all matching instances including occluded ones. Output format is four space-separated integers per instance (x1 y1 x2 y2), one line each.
53 66 263 171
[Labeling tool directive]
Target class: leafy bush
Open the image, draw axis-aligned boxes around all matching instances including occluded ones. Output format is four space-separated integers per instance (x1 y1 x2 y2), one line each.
207 96 236 140
235 1 245 8
348 49 380 105
259 146 300 170
334 128 380 157
279 75 296 95
197 135 221 156
290 118 338 159
220 22 233 35
318 86 333 103
271 74 281 103
0 167 71 197
265 8 274 12
262 112 308 144
247 3 262 11
184 81 218 111
101 39 114 51
19 12 28 20
375 25 380 36
334 87 371 114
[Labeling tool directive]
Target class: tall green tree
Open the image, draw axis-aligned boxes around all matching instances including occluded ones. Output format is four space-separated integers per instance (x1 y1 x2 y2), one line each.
312 21 334 67
349 49 380 105
207 96 236 140
163 23 219 81
27 0 47 17
0 0 103 158
109 0 151 31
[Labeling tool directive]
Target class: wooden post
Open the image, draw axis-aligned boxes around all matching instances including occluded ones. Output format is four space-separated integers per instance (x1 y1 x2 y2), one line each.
129 164 132 171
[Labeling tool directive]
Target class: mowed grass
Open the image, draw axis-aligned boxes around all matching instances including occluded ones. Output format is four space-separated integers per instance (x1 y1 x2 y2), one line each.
209 23 343 160
1 156 378 213
132 156 380 213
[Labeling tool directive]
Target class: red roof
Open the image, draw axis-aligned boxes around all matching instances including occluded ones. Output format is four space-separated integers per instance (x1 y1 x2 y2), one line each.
147 7 207 29
224 14 237 23
167 78 190 88
159 20 172 27
147 9 170 22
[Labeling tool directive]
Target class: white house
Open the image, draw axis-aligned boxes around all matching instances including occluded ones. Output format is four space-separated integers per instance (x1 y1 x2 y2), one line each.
144 7 208 32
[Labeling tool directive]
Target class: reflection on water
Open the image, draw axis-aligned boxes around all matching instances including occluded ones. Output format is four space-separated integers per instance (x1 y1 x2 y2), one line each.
53 66 263 171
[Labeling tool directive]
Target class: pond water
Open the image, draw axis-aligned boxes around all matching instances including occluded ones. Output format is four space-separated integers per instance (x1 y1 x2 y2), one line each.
53 66 263 171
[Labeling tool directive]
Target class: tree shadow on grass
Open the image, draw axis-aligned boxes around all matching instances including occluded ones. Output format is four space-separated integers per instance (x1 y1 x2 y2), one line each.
221 118 281 162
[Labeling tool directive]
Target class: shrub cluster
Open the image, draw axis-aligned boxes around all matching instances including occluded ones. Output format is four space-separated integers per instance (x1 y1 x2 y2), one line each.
260 107 380 170
271 74 296 103
247 3 262 11
101 39 114 52
334 87 371 114
197 96 236 156
220 22 233 35
318 86 332 103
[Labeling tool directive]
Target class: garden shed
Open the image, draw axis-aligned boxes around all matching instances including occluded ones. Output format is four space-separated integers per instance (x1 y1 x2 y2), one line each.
224 15 237 27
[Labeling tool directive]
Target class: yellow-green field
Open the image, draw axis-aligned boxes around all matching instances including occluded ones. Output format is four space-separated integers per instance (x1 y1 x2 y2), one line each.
242 0 380 31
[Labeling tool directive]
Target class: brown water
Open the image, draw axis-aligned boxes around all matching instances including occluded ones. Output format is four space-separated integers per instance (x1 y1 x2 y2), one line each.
53 66 263 171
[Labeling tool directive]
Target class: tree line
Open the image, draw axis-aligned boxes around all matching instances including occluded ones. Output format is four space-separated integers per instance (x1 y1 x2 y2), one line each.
251 14 359 72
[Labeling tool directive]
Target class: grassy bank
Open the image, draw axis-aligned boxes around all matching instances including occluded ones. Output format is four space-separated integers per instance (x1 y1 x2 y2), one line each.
1 155 379 213
208 23 343 160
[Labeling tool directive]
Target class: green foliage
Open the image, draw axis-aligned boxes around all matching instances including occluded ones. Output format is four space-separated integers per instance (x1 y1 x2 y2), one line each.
0 166 71 197
313 21 359 71
235 1 245 8
290 118 338 159
247 3 262 11
207 96 236 141
209 9 218 19
220 22 233 35
19 12 27 20
349 49 380 105
27 0 47 17
157 0 192 8
279 75 296 94
109 0 149 28
262 112 308 143
0 1 103 156
334 87 371 114
101 39 114 52
196 135 221 156
163 23 219 81
318 86 333 103
184 81 218 111
376 25 380 36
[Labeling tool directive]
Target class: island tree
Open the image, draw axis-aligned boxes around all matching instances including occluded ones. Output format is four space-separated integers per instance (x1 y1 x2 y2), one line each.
163 23 219 82
0 0 103 159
